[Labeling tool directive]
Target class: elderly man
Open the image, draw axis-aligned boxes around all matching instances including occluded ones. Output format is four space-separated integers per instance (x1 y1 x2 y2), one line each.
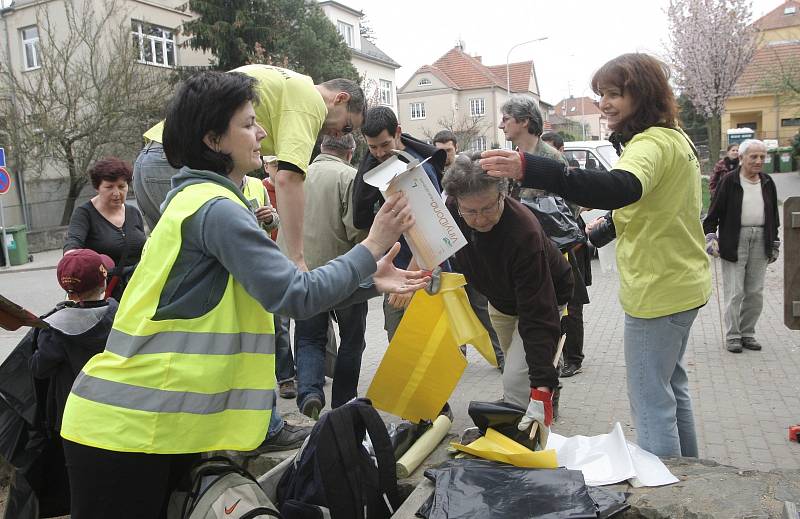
133 65 366 271
285 134 369 418
443 153 573 447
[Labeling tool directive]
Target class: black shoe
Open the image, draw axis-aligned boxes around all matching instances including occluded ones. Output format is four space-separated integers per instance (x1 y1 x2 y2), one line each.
252 423 312 453
279 379 297 399
560 364 582 378
741 337 762 351
726 338 743 353
300 395 323 420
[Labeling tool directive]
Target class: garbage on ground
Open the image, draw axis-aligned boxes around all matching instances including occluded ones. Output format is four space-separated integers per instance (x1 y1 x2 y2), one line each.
386 419 431 460
367 273 495 422
467 400 536 451
547 422 678 487
396 414 452 478
450 427 557 469
417 458 629 519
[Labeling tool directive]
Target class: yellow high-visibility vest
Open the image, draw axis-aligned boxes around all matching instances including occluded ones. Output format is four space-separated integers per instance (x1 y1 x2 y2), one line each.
61 181 276 454
242 175 266 208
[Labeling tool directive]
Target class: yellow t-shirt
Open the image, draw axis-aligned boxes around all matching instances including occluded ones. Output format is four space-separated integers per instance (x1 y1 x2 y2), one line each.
143 65 327 173
612 127 711 318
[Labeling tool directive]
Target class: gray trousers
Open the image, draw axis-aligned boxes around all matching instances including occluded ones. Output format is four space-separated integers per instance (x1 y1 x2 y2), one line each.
132 142 178 230
721 226 769 340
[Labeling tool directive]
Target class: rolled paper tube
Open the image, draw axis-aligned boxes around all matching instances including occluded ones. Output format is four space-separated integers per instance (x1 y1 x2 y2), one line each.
396 414 453 479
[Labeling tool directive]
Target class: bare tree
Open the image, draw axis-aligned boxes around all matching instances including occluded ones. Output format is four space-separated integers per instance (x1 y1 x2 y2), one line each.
0 0 173 225
667 0 757 161
422 110 490 152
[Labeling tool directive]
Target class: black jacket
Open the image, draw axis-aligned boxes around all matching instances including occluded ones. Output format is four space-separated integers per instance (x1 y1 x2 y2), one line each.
703 168 779 262
352 133 447 230
29 299 118 433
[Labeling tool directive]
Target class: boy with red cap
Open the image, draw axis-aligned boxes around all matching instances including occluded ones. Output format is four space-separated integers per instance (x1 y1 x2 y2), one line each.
30 249 119 432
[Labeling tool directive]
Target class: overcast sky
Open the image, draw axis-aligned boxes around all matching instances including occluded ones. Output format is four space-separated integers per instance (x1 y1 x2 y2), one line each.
340 0 782 104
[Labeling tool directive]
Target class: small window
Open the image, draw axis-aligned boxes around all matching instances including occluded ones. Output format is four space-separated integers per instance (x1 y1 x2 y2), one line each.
20 26 40 70
570 106 576 112
784 6 796 14
469 98 485 117
132 20 176 68
470 136 487 152
410 102 425 120
379 79 392 106
337 21 354 47
418 78 432 86
781 117 800 126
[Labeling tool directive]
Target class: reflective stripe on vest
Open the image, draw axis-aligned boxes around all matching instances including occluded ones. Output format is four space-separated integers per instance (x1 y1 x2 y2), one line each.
61 181 276 454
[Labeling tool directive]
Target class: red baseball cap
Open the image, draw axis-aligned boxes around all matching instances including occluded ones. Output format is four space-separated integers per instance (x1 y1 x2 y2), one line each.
57 249 115 294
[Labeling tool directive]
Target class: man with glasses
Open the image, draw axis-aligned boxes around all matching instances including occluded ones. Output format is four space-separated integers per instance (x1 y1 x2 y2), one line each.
134 65 366 272
442 153 573 448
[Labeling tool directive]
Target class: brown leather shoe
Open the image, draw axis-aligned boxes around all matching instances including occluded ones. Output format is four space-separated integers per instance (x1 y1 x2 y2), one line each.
278 379 297 399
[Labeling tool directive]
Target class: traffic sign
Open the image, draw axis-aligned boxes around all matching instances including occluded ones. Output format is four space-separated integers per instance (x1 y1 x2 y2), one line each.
0 167 11 194
0 148 5 168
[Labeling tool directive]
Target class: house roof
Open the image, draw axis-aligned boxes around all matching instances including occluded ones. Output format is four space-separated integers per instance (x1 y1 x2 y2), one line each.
553 96 603 116
731 41 800 96
753 0 800 31
404 46 534 93
487 62 534 93
352 37 401 68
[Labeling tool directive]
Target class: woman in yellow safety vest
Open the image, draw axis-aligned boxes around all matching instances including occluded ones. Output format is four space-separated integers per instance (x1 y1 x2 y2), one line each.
60 70 427 519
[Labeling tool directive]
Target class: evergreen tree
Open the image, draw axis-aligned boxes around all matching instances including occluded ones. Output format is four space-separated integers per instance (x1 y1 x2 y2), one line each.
184 0 357 82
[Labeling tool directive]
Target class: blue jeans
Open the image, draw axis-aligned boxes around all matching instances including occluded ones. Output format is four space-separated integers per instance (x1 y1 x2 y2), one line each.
274 314 296 383
295 302 368 409
132 142 178 230
624 308 699 457
266 406 284 440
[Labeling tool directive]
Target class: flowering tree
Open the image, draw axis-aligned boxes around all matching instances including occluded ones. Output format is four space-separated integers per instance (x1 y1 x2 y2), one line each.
667 0 757 161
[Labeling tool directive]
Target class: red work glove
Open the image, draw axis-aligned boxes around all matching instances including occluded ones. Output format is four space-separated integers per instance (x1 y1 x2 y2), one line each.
517 388 553 450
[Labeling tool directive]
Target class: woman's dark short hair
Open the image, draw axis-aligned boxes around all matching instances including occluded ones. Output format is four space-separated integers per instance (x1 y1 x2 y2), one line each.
442 152 507 199
591 53 678 144
162 71 259 175
89 157 133 189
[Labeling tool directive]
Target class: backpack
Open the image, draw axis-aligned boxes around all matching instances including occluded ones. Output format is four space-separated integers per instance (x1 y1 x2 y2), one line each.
276 398 401 519
172 456 282 519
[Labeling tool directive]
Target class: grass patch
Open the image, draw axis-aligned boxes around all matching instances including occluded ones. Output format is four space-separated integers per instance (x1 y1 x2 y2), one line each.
701 176 710 213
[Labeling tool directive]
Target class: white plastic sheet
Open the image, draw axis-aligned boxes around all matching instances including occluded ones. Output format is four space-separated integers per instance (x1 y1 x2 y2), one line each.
547 423 678 487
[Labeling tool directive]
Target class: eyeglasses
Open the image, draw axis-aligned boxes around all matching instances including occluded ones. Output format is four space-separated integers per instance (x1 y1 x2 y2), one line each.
342 101 353 134
457 194 503 219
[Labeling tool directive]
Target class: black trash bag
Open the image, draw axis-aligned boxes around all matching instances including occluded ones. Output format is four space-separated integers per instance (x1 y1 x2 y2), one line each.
467 401 535 451
521 195 586 252
0 325 70 519
416 459 598 519
586 486 630 519
386 420 431 461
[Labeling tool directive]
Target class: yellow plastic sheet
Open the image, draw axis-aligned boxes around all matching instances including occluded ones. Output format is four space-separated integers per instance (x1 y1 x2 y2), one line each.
367 273 496 422
450 428 558 469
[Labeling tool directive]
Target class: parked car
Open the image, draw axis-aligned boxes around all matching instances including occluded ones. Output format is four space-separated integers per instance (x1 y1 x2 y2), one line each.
563 140 619 272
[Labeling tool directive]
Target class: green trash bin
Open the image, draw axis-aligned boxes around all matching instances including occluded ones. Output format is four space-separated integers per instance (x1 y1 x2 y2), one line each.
762 150 775 174
1 225 29 266
778 147 795 173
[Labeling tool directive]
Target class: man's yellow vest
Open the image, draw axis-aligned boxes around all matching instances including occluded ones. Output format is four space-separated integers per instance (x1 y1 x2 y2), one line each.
61 182 276 454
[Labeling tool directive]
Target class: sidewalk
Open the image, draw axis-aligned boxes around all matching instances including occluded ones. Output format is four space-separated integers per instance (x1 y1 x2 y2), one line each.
0 248 62 275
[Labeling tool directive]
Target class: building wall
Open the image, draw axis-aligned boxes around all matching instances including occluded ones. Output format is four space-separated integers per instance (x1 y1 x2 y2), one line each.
0 0 211 229
723 93 800 145
319 3 361 52
352 54 397 113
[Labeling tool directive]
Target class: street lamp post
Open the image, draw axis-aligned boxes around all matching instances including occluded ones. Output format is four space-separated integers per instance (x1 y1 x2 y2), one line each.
505 37 548 95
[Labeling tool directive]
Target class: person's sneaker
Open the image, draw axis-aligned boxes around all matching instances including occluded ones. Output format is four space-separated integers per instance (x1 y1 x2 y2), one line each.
300 395 323 420
560 364 582 378
741 337 762 351
278 380 297 399
726 338 743 353
252 423 312 454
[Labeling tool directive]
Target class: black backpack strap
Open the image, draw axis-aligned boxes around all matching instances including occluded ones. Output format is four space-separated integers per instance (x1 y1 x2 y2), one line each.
354 404 401 513
240 507 283 518
326 406 366 519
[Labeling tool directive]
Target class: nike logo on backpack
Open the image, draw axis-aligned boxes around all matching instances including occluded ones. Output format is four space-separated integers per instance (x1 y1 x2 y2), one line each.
224 499 241 514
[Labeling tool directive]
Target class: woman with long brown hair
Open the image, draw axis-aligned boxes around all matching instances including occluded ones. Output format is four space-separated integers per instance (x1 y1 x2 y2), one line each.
480 53 711 457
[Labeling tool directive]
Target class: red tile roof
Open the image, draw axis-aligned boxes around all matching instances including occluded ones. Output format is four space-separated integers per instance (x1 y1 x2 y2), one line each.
732 41 800 96
753 0 800 31
553 97 602 116
408 46 534 92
